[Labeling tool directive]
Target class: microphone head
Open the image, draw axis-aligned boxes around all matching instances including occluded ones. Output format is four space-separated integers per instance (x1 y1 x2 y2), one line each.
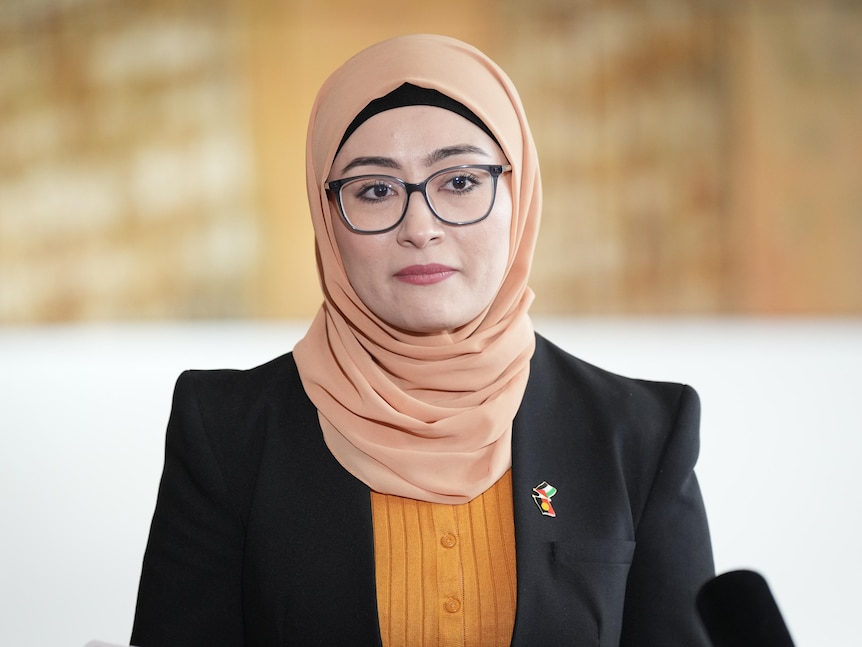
697 570 795 647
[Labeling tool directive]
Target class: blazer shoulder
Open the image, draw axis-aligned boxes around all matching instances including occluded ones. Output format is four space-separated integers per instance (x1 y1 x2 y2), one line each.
520 334 704 533
177 351 303 407
168 352 316 505
531 333 698 416
526 333 701 482
172 349 316 450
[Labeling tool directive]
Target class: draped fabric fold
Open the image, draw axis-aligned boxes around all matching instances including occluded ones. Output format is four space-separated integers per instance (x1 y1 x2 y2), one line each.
293 34 542 503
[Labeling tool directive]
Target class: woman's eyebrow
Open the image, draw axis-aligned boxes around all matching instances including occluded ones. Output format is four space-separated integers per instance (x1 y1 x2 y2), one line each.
424 145 489 166
339 156 401 174
337 145 490 176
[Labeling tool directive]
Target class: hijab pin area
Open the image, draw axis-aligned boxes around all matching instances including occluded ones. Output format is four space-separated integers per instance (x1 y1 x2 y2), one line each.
532 481 557 517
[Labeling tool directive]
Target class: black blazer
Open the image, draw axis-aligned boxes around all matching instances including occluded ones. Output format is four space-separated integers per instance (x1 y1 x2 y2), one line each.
131 334 713 646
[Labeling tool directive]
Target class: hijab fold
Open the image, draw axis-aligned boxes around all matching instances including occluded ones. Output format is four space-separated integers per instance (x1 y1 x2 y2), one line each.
293 34 542 504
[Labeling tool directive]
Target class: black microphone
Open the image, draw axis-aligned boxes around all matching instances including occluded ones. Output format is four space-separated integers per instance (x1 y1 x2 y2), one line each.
697 570 795 646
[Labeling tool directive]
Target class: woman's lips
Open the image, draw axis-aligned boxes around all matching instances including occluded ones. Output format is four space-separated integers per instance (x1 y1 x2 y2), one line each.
394 263 457 285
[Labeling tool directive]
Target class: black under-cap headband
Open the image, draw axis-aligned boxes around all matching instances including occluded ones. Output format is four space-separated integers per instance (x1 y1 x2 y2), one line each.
336 82 498 154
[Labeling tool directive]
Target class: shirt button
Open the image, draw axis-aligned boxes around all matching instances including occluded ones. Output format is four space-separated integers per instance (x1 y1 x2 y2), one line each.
440 532 457 548
443 596 461 613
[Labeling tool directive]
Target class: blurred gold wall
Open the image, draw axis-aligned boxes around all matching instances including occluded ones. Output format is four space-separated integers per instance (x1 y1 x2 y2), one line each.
1 0 860 323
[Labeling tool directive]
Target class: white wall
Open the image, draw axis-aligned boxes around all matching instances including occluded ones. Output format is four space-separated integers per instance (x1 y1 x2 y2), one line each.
2 318 860 646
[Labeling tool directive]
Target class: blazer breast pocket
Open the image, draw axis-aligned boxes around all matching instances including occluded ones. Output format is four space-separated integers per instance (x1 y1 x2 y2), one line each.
545 537 636 646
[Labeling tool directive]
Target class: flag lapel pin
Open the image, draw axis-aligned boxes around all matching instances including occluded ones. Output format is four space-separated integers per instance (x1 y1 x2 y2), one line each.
532 481 557 517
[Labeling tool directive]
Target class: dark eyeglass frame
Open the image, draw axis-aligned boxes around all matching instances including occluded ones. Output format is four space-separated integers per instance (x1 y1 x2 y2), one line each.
325 163 512 234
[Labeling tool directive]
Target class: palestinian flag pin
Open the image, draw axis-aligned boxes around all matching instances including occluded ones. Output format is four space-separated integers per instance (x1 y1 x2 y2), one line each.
532 481 557 517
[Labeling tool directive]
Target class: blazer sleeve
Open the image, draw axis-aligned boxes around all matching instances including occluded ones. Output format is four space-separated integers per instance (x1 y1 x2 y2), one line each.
620 384 714 646
131 371 246 647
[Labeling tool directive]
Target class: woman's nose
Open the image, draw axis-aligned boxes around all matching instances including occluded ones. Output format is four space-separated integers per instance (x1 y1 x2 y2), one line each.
396 192 445 248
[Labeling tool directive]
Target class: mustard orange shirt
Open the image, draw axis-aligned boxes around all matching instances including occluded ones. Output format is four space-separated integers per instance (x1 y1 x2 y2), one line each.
371 470 517 647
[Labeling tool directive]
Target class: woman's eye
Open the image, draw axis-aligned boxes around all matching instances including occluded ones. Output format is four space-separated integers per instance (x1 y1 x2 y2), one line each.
443 173 480 193
355 181 396 202
451 176 469 190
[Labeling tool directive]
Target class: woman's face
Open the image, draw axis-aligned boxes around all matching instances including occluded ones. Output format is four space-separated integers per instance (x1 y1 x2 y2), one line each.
328 105 513 334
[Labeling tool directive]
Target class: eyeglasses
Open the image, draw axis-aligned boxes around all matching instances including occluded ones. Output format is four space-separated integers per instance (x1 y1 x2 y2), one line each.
326 164 512 234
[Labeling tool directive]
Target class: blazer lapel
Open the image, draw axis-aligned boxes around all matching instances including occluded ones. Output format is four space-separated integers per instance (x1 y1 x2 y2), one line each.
510 338 584 644
509 336 636 646
245 360 384 645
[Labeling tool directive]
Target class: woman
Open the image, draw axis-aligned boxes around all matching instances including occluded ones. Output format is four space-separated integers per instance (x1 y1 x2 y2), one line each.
131 34 713 646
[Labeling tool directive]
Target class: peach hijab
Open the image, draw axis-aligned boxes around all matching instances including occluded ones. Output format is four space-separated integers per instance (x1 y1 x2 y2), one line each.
293 34 542 504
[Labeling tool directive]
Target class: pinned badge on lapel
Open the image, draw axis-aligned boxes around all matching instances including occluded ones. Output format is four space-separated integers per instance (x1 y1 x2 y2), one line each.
532 481 557 517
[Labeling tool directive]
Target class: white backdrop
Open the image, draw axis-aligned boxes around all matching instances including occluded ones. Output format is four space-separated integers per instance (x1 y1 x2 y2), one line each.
2 318 860 646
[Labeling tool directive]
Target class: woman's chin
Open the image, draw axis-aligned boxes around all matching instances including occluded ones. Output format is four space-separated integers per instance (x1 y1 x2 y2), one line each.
384 309 477 336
